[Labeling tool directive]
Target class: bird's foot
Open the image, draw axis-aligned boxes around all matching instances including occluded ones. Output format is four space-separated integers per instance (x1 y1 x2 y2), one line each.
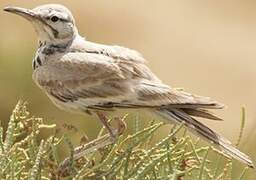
96 112 127 141
107 116 127 142
114 115 127 136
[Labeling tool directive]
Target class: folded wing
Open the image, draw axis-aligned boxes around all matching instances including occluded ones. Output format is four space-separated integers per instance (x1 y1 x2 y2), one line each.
33 43 223 112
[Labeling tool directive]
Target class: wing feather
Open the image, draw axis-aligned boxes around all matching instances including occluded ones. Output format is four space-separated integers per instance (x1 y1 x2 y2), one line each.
33 42 223 110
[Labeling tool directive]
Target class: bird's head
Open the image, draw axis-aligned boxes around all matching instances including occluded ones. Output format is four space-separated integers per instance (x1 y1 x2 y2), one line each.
4 4 78 45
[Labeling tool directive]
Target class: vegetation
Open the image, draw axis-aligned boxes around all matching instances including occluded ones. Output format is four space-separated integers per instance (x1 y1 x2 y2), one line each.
0 101 249 179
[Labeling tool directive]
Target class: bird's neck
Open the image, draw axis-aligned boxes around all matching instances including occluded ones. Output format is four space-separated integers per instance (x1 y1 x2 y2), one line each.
38 38 73 56
32 37 75 70
38 29 80 55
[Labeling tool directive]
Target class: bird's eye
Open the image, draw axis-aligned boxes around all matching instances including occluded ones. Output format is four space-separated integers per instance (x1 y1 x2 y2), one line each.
50 16 59 22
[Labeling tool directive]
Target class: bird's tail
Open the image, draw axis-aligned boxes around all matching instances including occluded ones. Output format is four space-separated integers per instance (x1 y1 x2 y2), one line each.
156 108 254 168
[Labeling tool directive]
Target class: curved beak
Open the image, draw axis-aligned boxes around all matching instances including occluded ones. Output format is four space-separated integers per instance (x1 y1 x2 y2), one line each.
4 6 37 21
4 6 59 41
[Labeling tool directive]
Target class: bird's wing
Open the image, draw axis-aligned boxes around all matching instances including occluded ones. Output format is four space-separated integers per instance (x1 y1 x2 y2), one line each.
133 81 223 109
34 44 222 110
71 39 147 63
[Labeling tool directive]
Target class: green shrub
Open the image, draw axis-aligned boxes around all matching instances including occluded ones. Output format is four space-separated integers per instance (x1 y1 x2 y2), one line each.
0 101 249 179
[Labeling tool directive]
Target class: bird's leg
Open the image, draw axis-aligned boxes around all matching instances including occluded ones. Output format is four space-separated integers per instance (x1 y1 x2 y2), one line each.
96 112 116 139
113 116 127 135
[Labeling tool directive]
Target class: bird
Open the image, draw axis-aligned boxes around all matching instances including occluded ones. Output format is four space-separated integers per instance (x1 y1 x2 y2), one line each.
3 4 254 168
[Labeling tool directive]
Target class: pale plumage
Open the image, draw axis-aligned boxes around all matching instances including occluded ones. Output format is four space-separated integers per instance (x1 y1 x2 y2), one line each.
33 38 222 111
4 4 254 168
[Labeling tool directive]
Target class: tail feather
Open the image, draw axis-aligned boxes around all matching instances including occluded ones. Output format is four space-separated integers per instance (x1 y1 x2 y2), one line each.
182 108 223 121
156 108 254 168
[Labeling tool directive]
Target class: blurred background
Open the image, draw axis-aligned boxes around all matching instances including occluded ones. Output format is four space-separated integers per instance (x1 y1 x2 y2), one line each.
0 0 256 178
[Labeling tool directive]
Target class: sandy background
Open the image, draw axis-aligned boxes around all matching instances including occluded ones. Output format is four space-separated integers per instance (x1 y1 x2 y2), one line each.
0 0 256 178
